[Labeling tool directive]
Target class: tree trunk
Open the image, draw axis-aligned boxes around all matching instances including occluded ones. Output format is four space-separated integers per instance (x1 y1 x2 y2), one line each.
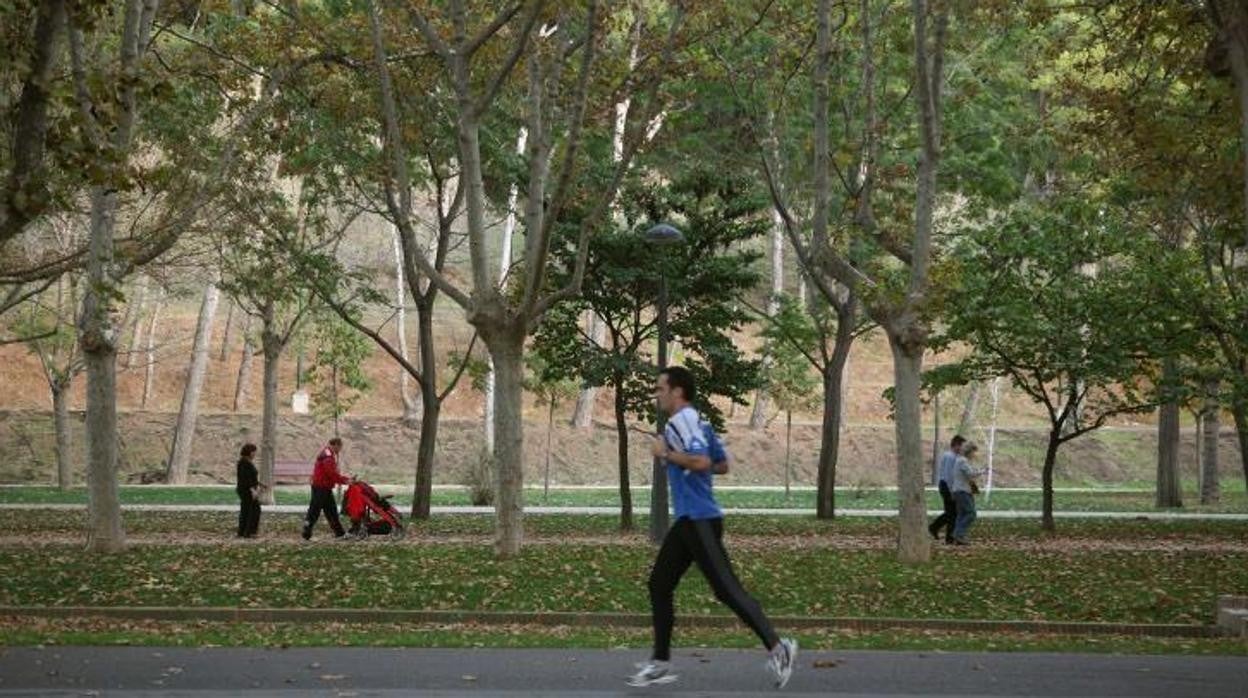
957 381 982 437
1041 429 1060 532
218 298 235 362
816 301 854 519
784 410 792 497
571 312 604 428
1156 379 1183 508
52 380 72 490
121 275 147 368
1215 0 1248 248
930 391 941 485
750 205 786 430
141 294 162 409
1201 380 1221 504
392 224 418 424
258 301 280 505
614 376 633 531
166 283 220 484
233 314 255 411
410 300 439 520
887 329 930 563
1232 400 1248 494
488 332 526 557
80 186 125 553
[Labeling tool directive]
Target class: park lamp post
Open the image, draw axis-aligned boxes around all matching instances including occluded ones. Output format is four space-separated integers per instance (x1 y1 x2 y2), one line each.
645 222 684 544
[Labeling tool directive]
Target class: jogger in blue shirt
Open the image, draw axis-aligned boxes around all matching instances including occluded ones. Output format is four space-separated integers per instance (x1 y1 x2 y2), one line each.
628 366 797 689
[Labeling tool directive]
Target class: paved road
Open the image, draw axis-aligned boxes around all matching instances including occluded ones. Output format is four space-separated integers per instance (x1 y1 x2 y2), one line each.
2 503 1246 520
0 647 1243 697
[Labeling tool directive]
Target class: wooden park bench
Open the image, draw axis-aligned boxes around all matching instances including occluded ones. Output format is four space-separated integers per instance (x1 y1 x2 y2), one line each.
272 458 314 484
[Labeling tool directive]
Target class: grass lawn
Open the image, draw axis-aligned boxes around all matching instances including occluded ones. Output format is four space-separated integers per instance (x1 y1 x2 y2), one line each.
2 616 1244 655
3 509 1247 540
1 536 1244 625
3 485 1246 513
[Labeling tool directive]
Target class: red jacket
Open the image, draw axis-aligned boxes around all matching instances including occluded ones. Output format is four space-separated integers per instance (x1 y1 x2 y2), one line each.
311 446 349 489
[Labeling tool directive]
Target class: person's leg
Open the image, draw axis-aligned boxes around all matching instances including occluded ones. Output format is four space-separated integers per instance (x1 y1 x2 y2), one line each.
237 493 248 537
963 493 978 540
953 492 975 542
324 490 346 537
303 487 323 539
247 497 261 536
941 482 957 542
929 481 953 540
648 521 694 662
684 519 780 650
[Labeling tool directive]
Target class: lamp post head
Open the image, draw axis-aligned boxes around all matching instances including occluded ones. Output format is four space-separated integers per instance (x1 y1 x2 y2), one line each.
644 223 685 246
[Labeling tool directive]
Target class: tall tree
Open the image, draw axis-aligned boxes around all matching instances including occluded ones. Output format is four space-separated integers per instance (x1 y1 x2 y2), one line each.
533 169 765 530
166 280 221 483
367 0 685 556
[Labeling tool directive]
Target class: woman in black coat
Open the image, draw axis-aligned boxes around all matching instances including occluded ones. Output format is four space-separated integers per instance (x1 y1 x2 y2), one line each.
236 443 262 537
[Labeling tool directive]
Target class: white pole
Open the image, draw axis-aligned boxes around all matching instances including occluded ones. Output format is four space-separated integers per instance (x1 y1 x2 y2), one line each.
985 377 1001 503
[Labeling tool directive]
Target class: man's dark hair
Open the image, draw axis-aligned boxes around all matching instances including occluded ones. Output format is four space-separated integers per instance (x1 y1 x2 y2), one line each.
660 365 697 403
950 434 966 448
328 437 343 447
240 443 257 458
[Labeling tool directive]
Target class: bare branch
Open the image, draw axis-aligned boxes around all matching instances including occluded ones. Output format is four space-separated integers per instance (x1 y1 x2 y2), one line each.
464 2 524 56
474 0 548 117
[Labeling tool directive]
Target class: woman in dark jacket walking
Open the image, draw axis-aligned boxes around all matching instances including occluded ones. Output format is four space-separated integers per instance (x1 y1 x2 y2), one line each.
236 443 262 537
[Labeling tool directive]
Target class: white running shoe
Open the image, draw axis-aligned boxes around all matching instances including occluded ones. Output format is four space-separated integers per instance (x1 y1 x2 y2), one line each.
767 637 798 689
627 660 677 687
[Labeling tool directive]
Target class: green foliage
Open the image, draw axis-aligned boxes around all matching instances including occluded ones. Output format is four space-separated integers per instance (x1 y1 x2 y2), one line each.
929 192 1192 432
303 311 373 424
757 293 822 415
534 167 766 431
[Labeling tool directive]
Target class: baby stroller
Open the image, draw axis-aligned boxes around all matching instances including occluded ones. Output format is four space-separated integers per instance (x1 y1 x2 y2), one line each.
341 479 405 539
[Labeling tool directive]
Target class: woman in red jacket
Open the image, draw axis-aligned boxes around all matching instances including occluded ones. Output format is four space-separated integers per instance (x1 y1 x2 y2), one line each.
301 437 351 540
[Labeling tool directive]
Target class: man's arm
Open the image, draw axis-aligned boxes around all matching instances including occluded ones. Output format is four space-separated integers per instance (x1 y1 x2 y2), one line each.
651 436 712 471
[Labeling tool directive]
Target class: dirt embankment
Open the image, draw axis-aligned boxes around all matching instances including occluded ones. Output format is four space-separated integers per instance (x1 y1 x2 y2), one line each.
1 409 1240 488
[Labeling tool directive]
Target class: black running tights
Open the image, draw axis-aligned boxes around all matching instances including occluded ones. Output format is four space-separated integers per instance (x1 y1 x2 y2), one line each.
648 517 779 661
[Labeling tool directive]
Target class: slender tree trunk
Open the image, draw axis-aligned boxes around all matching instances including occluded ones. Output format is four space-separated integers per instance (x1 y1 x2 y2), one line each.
392 223 418 424
258 301 280 505
1214 0 1248 248
410 300 439 519
141 294 162 409
930 391 941 485
571 312 604 427
784 410 793 497
488 331 526 557
233 314 255 411
1041 429 1060 532
1201 380 1221 504
166 282 220 484
614 376 633 531
218 298 235 362
483 128 525 448
887 330 930 563
543 399 556 501
1231 400 1248 494
957 381 981 437
750 203 786 430
816 300 855 519
80 186 125 553
121 275 147 368
1156 365 1183 508
52 380 72 490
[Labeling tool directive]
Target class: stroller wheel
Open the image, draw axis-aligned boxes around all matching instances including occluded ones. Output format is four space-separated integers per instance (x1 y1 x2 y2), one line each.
390 525 406 540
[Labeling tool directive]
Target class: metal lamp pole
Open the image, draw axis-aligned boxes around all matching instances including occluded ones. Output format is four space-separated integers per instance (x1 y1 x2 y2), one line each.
645 223 684 544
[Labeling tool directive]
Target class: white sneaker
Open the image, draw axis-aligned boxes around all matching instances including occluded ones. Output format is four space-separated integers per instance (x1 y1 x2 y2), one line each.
627 660 677 687
767 638 797 689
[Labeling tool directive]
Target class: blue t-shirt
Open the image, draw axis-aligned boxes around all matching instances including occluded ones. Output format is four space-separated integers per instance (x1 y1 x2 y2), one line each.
664 405 723 521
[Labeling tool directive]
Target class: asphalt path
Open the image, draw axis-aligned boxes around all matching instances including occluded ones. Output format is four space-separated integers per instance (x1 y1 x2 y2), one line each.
0 647 1244 697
